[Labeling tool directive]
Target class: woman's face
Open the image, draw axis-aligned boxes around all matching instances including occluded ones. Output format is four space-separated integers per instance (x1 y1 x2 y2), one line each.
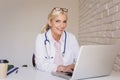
49 14 67 36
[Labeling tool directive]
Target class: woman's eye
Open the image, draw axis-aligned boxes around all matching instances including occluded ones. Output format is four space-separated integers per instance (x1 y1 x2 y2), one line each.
63 20 67 23
55 20 67 23
56 20 60 22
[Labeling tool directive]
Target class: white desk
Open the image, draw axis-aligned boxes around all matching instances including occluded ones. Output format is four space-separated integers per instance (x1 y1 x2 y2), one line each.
1 67 120 80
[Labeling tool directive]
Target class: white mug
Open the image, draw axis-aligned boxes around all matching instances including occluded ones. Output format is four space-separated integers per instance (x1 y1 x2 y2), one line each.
0 59 9 79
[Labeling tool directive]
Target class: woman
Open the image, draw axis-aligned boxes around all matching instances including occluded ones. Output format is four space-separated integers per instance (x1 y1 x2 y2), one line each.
35 7 80 73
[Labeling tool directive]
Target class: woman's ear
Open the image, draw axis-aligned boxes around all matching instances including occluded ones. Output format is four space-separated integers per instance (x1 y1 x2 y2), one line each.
48 20 51 27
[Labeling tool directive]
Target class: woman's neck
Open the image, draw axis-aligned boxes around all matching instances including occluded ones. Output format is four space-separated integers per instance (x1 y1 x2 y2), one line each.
52 32 61 42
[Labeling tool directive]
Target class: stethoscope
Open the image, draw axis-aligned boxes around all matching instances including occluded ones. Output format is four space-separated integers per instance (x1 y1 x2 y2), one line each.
44 31 67 59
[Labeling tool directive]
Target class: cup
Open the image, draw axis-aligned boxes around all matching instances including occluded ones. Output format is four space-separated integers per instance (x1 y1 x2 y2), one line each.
0 59 9 79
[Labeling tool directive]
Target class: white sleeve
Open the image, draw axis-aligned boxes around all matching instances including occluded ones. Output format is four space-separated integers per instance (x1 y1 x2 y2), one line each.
35 34 57 72
70 34 80 64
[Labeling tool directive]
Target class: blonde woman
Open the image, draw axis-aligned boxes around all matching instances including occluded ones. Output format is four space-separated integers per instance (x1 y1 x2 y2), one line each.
35 7 80 73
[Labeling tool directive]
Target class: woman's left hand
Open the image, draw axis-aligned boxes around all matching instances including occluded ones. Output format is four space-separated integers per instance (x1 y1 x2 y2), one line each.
65 64 75 72
57 64 75 73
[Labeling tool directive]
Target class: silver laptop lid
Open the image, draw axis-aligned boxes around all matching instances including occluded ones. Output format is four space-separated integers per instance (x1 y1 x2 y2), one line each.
71 45 118 80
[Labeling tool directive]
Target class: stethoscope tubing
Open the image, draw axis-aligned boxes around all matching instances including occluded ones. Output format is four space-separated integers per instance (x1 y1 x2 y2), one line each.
44 31 67 59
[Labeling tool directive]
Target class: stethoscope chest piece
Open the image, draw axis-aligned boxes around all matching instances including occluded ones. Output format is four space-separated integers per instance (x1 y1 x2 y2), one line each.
45 56 53 59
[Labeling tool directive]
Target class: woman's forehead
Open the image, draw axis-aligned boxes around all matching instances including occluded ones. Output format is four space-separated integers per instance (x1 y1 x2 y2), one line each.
52 14 67 20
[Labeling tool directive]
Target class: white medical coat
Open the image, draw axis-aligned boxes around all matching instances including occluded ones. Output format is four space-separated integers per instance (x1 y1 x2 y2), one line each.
35 30 80 72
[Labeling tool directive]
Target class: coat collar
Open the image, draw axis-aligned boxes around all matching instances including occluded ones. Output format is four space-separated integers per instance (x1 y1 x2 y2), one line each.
47 29 65 44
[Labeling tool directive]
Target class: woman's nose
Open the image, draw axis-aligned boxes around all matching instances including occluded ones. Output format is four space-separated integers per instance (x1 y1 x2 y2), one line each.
60 23 66 28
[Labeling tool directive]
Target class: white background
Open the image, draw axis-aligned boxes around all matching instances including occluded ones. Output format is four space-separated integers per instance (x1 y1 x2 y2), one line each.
0 0 79 66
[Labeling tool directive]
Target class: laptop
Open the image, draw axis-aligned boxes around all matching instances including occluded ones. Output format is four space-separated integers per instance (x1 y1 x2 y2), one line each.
52 45 119 80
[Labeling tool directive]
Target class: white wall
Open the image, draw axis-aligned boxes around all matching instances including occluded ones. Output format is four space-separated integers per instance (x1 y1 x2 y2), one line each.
0 0 79 66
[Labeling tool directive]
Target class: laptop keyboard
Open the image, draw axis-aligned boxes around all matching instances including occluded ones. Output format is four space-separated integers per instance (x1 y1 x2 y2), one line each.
65 72 73 76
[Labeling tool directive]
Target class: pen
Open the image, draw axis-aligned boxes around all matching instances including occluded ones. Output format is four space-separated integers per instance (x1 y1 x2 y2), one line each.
7 67 19 75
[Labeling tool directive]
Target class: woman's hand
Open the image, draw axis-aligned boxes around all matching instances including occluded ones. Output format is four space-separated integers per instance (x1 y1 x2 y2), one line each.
66 64 75 71
57 64 75 72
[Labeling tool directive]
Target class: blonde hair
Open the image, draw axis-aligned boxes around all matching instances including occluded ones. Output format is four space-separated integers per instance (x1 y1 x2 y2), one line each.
40 7 68 33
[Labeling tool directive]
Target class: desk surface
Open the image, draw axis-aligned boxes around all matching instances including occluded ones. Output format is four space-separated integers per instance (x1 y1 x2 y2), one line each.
2 67 120 80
